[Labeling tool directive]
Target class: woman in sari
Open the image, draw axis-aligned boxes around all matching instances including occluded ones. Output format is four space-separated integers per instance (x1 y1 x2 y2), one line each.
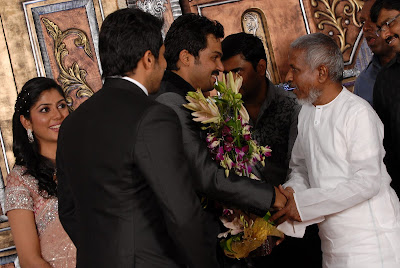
5 77 75 267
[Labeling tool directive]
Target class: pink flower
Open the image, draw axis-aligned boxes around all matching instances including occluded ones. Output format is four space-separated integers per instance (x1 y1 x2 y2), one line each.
235 145 249 161
223 136 234 152
216 147 225 161
242 124 251 135
261 145 272 157
222 125 231 136
208 139 220 149
206 133 216 143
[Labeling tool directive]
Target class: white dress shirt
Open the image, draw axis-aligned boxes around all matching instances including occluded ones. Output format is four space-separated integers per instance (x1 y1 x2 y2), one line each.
279 88 400 268
122 76 148 96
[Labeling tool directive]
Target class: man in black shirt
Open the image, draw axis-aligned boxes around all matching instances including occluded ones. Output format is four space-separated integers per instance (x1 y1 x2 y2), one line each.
371 0 400 194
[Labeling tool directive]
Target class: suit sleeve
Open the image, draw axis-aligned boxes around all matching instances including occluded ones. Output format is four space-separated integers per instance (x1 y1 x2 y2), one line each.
157 93 274 216
134 104 219 268
57 124 79 245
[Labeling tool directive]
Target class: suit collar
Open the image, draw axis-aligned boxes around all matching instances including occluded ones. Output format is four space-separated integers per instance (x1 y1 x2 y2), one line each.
160 70 196 97
103 77 148 97
121 76 148 95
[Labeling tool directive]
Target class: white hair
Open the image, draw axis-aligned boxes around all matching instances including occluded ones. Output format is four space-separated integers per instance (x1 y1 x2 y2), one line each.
291 33 344 82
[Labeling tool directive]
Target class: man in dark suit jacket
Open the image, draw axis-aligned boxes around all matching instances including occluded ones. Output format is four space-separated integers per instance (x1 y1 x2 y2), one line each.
153 14 287 267
57 9 218 268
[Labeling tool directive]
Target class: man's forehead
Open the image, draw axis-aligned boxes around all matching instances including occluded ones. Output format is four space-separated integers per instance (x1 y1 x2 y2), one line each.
205 34 222 48
289 48 305 60
360 1 373 19
222 54 246 69
377 8 399 25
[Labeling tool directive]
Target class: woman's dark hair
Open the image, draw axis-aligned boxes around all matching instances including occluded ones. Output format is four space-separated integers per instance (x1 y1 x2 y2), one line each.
13 77 65 197
164 13 224 71
99 8 164 78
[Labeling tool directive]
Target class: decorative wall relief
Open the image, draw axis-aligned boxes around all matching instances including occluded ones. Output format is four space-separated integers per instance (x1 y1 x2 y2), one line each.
241 9 280 84
23 0 103 110
41 18 94 109
0 15 17 189
309 0 364 66
132 0 168 18
0 14 18 262
127 0 182 38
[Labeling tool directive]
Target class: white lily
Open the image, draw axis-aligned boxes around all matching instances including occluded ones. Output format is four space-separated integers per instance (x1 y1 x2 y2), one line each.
239 104 250 124
226 71 243 94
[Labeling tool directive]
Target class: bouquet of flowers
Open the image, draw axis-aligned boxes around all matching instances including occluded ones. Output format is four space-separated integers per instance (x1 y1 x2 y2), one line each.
183 72 283 259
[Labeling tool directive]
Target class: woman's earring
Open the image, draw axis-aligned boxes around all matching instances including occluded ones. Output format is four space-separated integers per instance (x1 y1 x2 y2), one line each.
27 129 34 143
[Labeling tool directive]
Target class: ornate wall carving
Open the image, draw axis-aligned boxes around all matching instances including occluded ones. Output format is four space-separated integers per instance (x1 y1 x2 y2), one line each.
241 9 280 84
41 18 95 109
304 0 364 68
0 16 16 183
25 0 102 110
191 0 309 82
127 0 181 38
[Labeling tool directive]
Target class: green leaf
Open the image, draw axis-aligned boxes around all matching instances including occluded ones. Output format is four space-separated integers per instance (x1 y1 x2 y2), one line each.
225 121 234 128
220 237 234 253
263 211 275 225
235 93 242 99
220 233 243 253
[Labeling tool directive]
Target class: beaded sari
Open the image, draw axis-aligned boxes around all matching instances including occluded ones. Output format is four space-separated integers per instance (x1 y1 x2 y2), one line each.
4 165 76 267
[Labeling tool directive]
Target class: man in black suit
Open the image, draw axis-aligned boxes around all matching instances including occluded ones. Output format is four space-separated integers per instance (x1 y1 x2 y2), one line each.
56 8 218 268
153 14 287 267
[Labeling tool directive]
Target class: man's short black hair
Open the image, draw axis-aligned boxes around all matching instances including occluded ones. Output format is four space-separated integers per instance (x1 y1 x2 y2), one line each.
99 8 163 77
164 13 224 71
221 32 267 71
371 0 400 23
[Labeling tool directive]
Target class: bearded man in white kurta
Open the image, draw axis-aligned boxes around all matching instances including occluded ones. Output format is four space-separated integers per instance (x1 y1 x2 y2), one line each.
271 33 400 268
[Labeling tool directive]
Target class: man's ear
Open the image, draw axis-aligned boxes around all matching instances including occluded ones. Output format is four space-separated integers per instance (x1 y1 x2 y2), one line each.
317 65 329 83
142 50 155 70
20 115 32 131
178 49 192 67
256 59 267 76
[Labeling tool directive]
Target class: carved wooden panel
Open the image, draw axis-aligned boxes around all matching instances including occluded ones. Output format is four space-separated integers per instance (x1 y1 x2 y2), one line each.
241 9 280 84
183 0 366 82
302 0 364 78
186 0 309 83
24 0 103 110
125 0 183 37
0 15 17 186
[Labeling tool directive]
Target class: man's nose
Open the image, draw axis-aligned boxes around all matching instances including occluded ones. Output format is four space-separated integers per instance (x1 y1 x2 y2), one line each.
285 69 293 83
216 59 224 72
380 29 391 41
363 21 376 33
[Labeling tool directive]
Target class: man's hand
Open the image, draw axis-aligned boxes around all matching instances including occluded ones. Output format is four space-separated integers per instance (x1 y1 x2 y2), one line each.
272 186 287 210
270 185 301 225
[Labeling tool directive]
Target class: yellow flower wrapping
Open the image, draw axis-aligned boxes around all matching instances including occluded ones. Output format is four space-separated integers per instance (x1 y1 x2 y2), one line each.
224 217 284 259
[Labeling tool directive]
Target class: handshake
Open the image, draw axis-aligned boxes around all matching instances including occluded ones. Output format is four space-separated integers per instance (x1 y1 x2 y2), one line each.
270 185 302 225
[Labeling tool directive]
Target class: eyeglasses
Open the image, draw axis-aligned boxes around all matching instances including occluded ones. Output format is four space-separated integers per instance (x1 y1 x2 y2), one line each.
376 13 400 36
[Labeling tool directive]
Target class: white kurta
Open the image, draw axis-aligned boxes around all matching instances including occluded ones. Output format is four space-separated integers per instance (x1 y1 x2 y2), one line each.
280 88 400 268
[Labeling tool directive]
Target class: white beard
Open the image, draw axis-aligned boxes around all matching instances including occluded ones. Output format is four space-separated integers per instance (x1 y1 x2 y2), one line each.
296 88 322 105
